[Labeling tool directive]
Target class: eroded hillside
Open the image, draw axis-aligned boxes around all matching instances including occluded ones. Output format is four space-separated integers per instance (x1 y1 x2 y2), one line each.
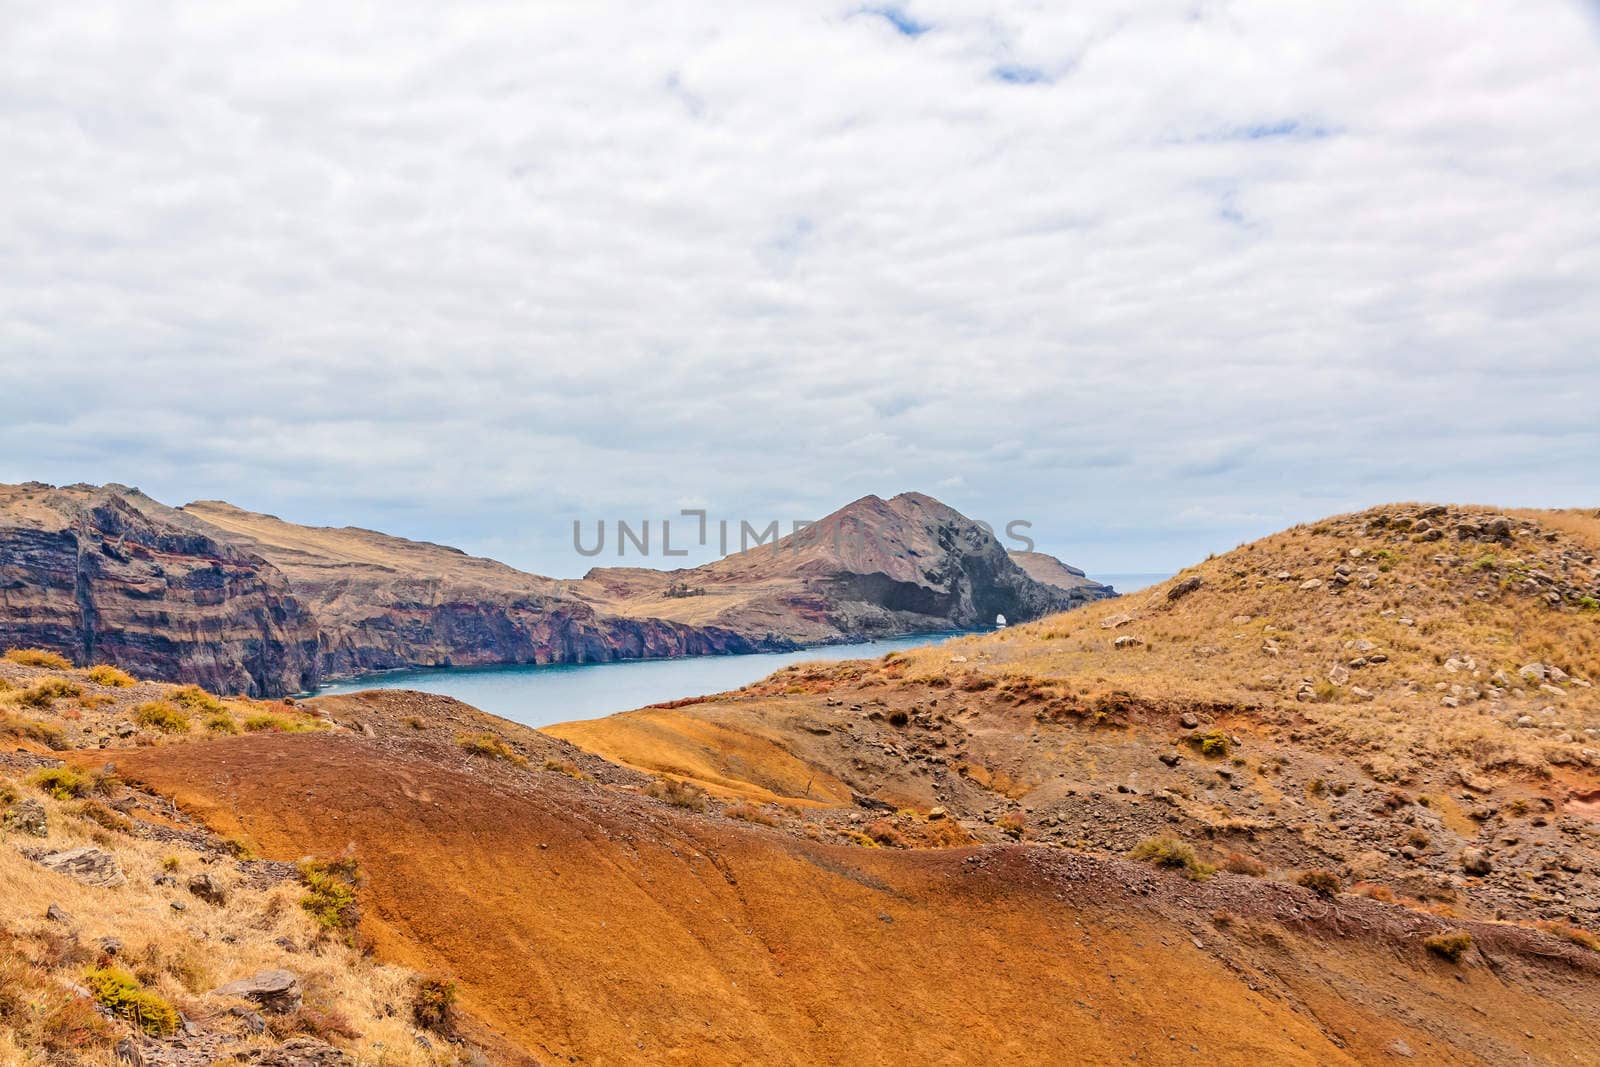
550 505 1600 929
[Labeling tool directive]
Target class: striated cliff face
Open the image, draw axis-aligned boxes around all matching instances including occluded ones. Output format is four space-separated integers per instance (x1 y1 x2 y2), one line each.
0 485 1113 695
0 483 320 696
180 501 784 680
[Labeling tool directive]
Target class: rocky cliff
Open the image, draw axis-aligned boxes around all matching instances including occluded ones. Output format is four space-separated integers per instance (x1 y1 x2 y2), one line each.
0 485 1113 695
0 483 319 696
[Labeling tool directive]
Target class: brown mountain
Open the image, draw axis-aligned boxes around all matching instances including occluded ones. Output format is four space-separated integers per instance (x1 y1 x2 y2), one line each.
0 484 1112 695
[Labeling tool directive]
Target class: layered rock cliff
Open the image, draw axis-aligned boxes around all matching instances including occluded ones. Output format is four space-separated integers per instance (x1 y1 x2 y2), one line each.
0 484 1114 695
0 483 319 696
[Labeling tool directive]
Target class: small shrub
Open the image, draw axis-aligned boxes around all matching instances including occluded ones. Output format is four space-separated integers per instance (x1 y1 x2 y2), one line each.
13 677 82 709
299 858 361 935
84 665 135 688
133 701 190 733
865 818 908 847
161 855 181 872
403 715 427 730
76 799 131 833
886 709 910 727
169 685 226 714
723 802 777 826
82 967 179 1035
1424 930 1473 963
412 976 457 1034
270 1006 362 1042
645 777 708 812
1297 869 1342 898
1351 882 1396 903
456 731 522 762
3 648 72 670
1128 836 1215 880
243 712 312 733
0 713 67 749
1222 851 1267 877
206 713 239 734
1535 921 1600 952
542 758 589 780
1188 729 1230 758
31 767 91 800
996 810 1026 839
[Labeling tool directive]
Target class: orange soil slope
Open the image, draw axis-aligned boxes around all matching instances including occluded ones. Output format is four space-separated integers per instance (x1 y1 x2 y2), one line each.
111 727 1600 1066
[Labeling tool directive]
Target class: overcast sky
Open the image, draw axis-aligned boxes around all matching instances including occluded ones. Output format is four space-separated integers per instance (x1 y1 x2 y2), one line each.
2 2 1597 577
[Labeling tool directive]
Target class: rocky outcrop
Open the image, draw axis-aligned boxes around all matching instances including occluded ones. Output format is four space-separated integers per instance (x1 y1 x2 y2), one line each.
2 484 1112 695
212 969 303 1014
30 846 127 887
0 484 320 697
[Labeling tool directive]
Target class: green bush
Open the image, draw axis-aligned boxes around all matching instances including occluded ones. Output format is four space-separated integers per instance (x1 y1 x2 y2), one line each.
299 858 362 933
169 685 226 714
83 967 178 1035
244 713 311 733
2 648 73 670
1188 729 1231 757
12 677 82 709
84 665 136 688
1424 930 1473 963
1128 836 1215 880
133 701 190 733
31 767 91 800
411 976 457 1034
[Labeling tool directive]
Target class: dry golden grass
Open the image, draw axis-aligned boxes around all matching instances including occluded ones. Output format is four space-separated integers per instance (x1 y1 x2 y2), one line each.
895 503 1600 781
0 768 469 1066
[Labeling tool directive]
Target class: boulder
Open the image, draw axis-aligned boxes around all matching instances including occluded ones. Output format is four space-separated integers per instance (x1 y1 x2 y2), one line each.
1113 635 1144 650
45 903 73 925
213 969 303 1014
1459 848 1493 876
1167 576 1203 601
189 872 228 906
33 847 126 888
4 797 49 837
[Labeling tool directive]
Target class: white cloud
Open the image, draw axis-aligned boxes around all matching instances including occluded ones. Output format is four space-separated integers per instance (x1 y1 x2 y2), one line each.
1 1 1597 574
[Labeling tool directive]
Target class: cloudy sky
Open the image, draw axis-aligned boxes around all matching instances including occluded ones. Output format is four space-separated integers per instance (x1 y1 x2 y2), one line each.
3 2 1598 577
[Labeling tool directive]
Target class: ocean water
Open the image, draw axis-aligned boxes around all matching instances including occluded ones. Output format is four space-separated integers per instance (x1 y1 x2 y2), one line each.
315 631 969 729
315 574 1173 728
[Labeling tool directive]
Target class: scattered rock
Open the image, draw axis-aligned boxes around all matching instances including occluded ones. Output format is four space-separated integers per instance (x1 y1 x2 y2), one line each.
45 903 73 925
4 798 48 837
213 969 304 1014
1299 579 1323 591
1388 1037 1415 1058
1099 613 1134 630
32 847 126 888
1159 752 1182 768
189 872 228 906
1167 576 1203 601
1460 848 1493 876
1328 665 1351 686
231 1005 268 1034
1113 635 1144 650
